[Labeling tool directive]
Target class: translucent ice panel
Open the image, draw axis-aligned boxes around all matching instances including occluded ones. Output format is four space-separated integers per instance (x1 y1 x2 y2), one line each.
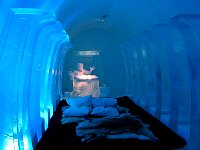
0 8 71 150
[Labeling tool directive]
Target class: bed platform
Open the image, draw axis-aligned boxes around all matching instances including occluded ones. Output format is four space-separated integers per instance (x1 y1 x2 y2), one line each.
35 96 187 150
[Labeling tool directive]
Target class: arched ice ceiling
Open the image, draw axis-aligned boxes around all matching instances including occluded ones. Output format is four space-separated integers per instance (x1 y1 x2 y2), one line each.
0 0 200 41
55 0 200 40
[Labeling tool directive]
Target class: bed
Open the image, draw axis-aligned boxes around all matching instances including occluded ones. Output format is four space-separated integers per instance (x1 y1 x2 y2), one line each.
35 96 187 150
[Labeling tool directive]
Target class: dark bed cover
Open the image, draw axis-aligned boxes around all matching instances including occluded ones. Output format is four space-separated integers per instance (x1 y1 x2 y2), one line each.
35 96 187 150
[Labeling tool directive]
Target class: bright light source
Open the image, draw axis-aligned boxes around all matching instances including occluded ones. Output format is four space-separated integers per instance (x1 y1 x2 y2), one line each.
79 50 99 56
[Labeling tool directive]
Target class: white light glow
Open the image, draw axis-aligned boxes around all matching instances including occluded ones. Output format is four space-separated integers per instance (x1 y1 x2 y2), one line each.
23 136 28 150
79 50 99 56
5 139 15 150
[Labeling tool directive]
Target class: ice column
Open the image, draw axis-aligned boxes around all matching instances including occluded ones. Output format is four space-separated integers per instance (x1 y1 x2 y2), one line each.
0 8 71 150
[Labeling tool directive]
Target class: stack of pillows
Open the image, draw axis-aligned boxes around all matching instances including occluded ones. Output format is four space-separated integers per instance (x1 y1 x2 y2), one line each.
62 95 119 118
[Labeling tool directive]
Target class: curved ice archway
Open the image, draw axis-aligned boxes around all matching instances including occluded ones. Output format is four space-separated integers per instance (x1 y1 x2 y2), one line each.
0 1 200 150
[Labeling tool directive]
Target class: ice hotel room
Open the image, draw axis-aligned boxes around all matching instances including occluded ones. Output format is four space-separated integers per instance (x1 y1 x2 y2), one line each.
0 0 200 149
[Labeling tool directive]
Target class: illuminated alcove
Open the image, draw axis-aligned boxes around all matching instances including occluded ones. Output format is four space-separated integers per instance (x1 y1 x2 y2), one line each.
0 0 200 150
62 29 126 98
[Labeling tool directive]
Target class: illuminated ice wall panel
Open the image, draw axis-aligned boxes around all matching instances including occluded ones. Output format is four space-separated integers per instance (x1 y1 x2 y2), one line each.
122 14 200 150
0 8 71 150
169 14 200 150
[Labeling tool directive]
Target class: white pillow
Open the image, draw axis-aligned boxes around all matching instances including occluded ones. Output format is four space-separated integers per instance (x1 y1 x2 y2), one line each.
67 95 92 107
92 97 117 107
91 107 119 117
62 106 92 117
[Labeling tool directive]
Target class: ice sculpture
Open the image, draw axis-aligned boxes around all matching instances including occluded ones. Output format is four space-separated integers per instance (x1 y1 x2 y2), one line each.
71 75 100 97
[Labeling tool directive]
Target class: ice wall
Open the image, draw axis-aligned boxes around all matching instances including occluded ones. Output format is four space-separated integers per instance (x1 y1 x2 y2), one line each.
0 8 71 150
122 14 200 150
0 1 200 150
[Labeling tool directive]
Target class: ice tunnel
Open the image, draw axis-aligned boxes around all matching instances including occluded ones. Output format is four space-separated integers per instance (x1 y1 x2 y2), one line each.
0 0 200 149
